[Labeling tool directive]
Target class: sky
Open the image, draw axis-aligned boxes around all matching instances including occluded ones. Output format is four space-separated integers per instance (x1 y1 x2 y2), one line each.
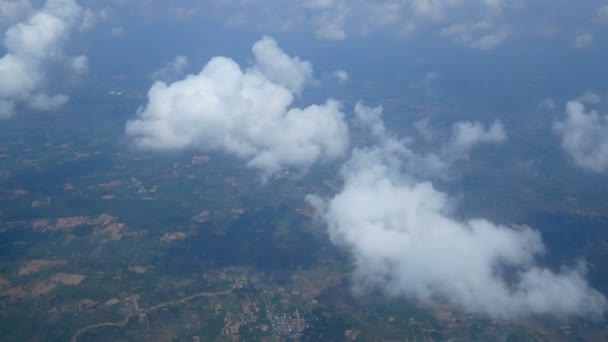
2 0 608 320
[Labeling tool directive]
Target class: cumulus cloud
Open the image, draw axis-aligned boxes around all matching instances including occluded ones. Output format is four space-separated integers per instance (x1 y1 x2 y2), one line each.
150 55 188 83
574 32 594 49
354 102 506 177
411 71 441 96
539 97 556 110
554 100 608 173
107 26 124 38
411 0 447 20
333 69 349 83
444 119 507 158
441 21 508 50
414 117 434 142
250 36 314 95
28 93 68 110
354 102 388 139
313 0 512 47
0 0 32 25
420 70 440 86
577 89 601 105
0 0 87 118
309 104 606 319
305 0 348 40
79 8 107 32
126 36 349 176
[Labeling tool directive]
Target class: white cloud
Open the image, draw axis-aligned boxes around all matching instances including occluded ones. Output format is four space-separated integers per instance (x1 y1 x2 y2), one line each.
201 0 517 48
251 36 314 95
112 1 604 50
411 71 441 95
0 0 86 118
126 36 349 176
333 69 349 83
539 97 556 110
308 104 606 319
108 26 124 37
597 5 608 22
577 89 601 105
574 32 594 49
311 2 348 40
27 93 67 110
0 99 14 116
150 55 188 83
303 0 337 10
444 120 507 159
554 100 608 173
354 102 506 178
79 8 107 32
442 21 508 50
414 118 434 142
301 0 349 40
421 70 440 86
354 102 386 138
69 55 88 75
411 0 448 21
349 1 510 47
0 0 32 25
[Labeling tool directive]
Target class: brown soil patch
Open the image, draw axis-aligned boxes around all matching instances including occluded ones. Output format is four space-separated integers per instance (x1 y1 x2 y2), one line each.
0 276 10 289
32 281 57 296
222 313 242 337
242 301 254 316
191 210 210 223
345 329 360 340
77 299 99 311
100 223 126 240
0 286 27 300
32 214 118 232
4 273 87 299
18 259 67 276
97 214 116 225
128 266 147 274
51 273 86 286
32 197 51 208
56 217 88 229
230 208 245 216
32 219 50 229
161 231 188 242
299 272 344 298
105 298 120 307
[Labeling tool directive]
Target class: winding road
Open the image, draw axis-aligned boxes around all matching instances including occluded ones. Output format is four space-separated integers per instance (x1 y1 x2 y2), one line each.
71 279 242 342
